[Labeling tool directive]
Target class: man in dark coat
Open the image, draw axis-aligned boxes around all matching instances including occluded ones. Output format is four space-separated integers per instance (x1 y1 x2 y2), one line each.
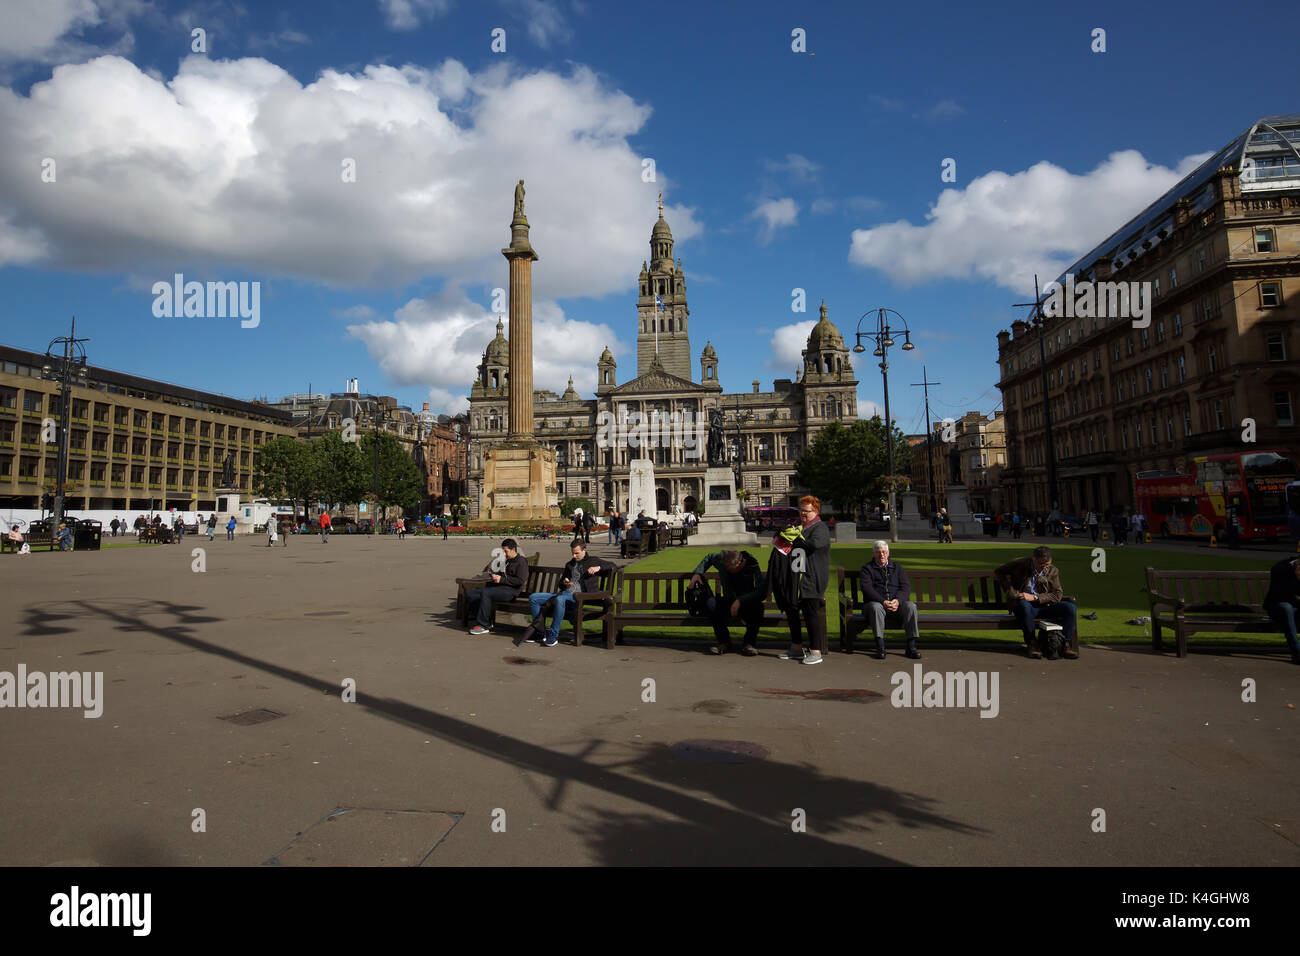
1263 555 1300 664
778 495 831 664
466 539 529 635
521 539 617 647
995 545 1077 660
859 540 921 660
691 549 766 655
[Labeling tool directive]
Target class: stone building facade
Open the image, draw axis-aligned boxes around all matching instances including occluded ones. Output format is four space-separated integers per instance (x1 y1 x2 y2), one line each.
997 115 1300 514
466 210 859 517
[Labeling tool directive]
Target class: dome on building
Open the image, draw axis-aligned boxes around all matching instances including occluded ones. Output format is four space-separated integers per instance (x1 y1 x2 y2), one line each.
484 317 508 364
805 301 844 351
701 341 717 359
562 376 579 401
598 345 615 365
651 214 673 240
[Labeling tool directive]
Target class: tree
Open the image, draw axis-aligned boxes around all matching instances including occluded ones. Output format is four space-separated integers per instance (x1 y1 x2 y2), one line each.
793 417 911 516
560 496 596 520
254 436 317 520
360 431 423 518
312 431 368 513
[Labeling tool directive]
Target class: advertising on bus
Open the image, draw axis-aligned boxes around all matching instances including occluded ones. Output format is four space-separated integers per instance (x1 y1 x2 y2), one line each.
1136 450 1296 541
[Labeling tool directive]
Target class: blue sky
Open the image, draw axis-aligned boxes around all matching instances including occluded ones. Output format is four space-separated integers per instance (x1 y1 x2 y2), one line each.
1 0 1296 432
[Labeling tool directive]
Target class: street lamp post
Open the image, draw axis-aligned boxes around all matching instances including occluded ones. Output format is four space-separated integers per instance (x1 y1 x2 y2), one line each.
852 308 915 544
41 317 90 535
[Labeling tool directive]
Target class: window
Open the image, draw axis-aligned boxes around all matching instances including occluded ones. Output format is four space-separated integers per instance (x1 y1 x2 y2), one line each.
760 475 771 489
1160 361 1169 388
1140 329 1149 349
1127 337 1135 356
1201 298 1213 322
1153 278 1161 297
1177 354 1187 382
1166 417 1174 442
1184 410 1192 436
1134 418 1142 447
1150 417 1158 445
1097 385 1104 407
1169 266 1178 289
1260 282 1281 308
1094 350 1101 370
1117 380 1125 401
1267 390 1295 426
1267 331 1287 361
1112 343 1121 361
1196 247 1207 273
1173 313 1183 336
1120 424 1128 450
1155 321 1165 343
1255 227 1275 253
1145 368 1153 393
1207 345 1217 373
1129 374 1137 396
1213 399 1225 429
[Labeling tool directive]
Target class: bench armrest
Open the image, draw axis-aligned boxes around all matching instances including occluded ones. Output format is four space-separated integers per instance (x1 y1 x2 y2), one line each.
573 590 612 602
1146 589 1185 613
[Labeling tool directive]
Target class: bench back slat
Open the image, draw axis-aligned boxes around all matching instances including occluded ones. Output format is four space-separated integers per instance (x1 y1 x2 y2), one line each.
1145 567 1270 613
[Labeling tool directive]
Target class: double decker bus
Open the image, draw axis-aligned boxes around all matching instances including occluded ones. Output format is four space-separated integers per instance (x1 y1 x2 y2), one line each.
1135 450 1296 541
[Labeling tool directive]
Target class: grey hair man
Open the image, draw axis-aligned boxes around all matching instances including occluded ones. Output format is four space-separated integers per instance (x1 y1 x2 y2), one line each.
858 540 921 660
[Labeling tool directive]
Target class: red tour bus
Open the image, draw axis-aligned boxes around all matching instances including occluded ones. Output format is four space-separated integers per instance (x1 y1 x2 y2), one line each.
1135 449 1297 541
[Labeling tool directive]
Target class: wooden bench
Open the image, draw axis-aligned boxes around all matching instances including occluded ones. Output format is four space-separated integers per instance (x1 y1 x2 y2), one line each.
607 570 820 652
2 530 55 553
836 567 1079 655
1144 567 1275 658
454 559 615 645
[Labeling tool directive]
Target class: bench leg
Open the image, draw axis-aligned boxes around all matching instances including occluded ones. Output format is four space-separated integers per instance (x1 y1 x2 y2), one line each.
1176 623 1188 659
1151 616 1163 652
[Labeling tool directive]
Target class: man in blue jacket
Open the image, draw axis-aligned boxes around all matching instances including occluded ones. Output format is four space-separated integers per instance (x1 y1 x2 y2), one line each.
690 549 766 656
859 540 921 660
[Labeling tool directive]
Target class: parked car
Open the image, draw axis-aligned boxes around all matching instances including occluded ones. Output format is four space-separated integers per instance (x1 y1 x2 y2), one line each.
1048 514 1086 536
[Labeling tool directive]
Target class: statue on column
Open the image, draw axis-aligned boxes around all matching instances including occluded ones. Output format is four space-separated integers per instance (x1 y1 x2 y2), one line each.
222 450 234 487
514 179 525 218
706 410 726 467
948 444 962 484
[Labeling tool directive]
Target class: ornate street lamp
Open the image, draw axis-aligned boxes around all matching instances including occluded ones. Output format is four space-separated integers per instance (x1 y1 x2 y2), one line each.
41 317 90 533
852 308 915 543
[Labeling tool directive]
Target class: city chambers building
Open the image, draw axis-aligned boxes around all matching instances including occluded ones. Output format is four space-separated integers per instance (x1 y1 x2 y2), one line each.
0 344 295 513
997 114 1300 515
465 209 860 517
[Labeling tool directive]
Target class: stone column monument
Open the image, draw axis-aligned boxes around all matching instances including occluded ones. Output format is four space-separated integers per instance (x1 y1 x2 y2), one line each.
475 180 560 524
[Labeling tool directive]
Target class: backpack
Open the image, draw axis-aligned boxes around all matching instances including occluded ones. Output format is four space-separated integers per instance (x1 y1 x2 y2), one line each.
685 579 713 617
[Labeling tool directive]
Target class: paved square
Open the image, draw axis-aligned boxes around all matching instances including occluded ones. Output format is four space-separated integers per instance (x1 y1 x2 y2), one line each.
2 535 1297 866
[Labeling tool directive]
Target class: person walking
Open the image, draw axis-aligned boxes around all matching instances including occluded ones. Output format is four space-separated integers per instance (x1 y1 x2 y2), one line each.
1012 511 1023 540
396 516 406 540
1087 510 1100 543
319 511 332 543
606 508 616 546
441 514 450 540
173 512 184 543
582 509 594 544
109 516 119 538
226 515 236 540
207 513 216 541
1131 511 1144 545
1263 555 1300 665
267 513 278 547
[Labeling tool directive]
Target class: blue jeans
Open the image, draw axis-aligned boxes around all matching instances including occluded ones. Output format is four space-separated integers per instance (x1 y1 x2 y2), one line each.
529 591 575 640
1012 599 1077 645
1265 602 1300 655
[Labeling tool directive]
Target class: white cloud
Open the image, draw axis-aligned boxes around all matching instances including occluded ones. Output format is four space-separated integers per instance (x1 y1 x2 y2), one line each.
0 55 702 298
378 0 452 31
810 198 835 215
764 153 819 182
845 195 883 213
0 0 139 67
334 304 377 320
346 285 625 414
923 99 964 121
867 94 903 112
848 149 1212 294
505 0 572 47
750 197 798 244
768 319 815 370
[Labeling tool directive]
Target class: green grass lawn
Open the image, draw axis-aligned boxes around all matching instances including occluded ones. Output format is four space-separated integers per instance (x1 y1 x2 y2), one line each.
614 541 1284 648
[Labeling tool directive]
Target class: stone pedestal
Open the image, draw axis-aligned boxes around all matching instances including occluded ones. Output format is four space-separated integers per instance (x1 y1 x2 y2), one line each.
477 442 559 522
628 459 655 518
946 484 977 539
691 467 758 546
832 521 857 542
897 491 931 539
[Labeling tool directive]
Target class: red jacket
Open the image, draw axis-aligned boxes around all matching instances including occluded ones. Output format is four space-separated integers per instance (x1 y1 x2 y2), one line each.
320 514 332 528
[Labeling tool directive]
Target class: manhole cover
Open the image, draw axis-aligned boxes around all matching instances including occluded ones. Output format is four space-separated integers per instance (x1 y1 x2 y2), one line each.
670 739 769 763
691 699 739 716
219 708 286 725
305 610 348 617
758 688 884 703
502 656 550 666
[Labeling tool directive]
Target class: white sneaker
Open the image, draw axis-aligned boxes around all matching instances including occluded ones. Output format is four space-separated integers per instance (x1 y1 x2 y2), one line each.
802 650 824 665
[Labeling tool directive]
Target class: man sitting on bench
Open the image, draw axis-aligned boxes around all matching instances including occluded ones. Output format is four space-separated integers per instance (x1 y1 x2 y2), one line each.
1263 555 1300 665
465 539 529 636
995 545 1077 660
520 539 617 647
690 549 766 656
859 540 921 660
